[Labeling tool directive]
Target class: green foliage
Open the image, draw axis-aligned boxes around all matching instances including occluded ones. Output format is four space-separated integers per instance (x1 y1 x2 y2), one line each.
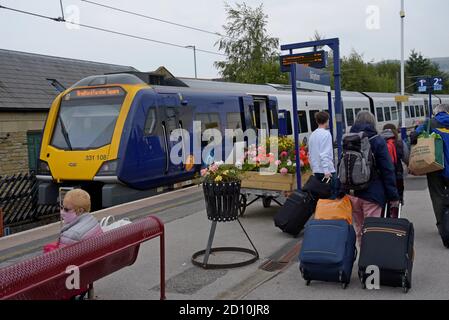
406 49 449 93
214 2 288 84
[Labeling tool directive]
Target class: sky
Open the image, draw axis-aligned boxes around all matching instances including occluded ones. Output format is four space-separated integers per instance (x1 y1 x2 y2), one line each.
0 0 448 79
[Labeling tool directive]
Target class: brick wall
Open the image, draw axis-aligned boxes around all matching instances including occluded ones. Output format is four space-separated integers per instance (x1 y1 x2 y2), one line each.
0 111 47 176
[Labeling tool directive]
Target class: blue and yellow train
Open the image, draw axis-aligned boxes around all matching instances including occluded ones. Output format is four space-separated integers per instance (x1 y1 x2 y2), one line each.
37 73 279 209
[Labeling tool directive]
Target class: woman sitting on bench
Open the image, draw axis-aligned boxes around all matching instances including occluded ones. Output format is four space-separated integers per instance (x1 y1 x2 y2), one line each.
44 189 103 252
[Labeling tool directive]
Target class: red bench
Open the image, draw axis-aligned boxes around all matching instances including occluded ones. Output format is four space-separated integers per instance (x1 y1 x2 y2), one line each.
0 215 165 300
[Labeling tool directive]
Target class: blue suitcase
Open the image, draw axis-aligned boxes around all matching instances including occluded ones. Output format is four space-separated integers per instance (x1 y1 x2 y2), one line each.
299 219 357 289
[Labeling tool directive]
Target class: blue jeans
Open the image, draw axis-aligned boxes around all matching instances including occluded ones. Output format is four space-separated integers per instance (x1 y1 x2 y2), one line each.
314 172 340 199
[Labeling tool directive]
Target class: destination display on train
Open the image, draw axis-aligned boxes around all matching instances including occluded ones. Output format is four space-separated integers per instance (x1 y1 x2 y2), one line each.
280 50 327 72
64 87 125 100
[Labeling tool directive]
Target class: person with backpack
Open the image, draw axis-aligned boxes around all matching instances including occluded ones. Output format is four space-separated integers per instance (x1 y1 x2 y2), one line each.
410 103 449 248
339 111 400 243
381 123 408 207
308 111 339 199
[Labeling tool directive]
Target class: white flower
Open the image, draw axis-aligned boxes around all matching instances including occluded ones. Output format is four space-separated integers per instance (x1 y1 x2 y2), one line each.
235 161 242 169
287 160 292 166
215 161 224 167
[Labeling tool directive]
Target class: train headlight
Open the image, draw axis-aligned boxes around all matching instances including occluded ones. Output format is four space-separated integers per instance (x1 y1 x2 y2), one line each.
96 160 118 176
37 160 51 175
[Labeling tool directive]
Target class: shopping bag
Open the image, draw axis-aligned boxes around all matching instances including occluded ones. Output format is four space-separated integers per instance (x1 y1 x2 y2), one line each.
409 132 444 175
314 195 352 225
100 215 132 232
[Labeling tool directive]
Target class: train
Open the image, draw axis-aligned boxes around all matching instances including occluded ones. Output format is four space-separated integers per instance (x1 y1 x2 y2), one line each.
36 72 449 209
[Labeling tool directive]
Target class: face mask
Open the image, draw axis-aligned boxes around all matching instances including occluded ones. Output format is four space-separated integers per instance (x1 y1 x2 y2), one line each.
61 209 78 224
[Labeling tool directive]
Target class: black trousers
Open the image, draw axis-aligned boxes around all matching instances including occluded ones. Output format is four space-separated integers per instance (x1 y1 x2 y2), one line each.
426 171 449 225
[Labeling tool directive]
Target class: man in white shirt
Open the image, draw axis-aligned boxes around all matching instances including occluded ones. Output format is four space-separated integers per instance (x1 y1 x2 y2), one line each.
308 111 339 199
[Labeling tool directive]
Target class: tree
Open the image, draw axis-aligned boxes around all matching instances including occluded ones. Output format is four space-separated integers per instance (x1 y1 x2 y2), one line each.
215 2 287 84
406 50 449 93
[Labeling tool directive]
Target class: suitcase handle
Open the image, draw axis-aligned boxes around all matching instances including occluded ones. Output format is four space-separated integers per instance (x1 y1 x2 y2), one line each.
383 202 402 218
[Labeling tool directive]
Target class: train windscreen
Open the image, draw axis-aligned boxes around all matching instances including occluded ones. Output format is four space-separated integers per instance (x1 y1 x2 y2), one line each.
51 87 126 150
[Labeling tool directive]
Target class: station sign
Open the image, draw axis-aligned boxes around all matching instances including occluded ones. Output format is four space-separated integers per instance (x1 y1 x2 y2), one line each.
295 64 331 92
417 77 444 93
280 50 327 72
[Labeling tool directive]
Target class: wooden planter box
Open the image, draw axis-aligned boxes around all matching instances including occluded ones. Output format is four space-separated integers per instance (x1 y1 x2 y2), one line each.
241 171 312 192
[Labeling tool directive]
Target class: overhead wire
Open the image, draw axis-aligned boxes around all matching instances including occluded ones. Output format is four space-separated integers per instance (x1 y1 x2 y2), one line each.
0 3 227 56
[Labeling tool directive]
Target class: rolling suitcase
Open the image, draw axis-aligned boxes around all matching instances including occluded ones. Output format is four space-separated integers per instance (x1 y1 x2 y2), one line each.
358 204 414 293
274 190 315 237
299 219 357 289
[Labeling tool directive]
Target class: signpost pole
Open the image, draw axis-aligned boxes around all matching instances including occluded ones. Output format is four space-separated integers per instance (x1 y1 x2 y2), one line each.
327 91 334 140
332 40 343 158
428 77 433 116
290 63 302 189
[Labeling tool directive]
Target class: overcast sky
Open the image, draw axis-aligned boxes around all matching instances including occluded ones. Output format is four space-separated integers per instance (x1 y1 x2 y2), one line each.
0 0 448 79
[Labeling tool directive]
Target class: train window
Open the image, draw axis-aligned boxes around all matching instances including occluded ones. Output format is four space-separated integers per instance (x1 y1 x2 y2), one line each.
376 107 384 122
419 105 425 117
309 110 320 131
405 105 410 118
144 109 157 136
298 111 308 133
424 105 429 117
355 108 362 116
345 108 354 127
384 106 391 121
165 107 178 133
195 112 221 131
226 112 242 130
414 105 420 117
409 105 415 118
391 106 398 120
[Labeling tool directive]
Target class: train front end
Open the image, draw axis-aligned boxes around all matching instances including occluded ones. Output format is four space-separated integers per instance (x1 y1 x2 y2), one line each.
37 76 147 210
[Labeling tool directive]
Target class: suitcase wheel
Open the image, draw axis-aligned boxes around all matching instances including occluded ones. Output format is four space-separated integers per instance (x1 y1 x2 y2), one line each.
401 275 410 294
341 282 348 289
306 280 311 286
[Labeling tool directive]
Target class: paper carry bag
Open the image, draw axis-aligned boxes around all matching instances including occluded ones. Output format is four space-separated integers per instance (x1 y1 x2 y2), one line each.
409 134 444 176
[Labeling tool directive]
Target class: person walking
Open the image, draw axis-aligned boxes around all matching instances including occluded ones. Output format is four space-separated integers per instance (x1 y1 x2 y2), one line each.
344 111 400 243
381 123 408 207
308 111 339 199
410 103 449 248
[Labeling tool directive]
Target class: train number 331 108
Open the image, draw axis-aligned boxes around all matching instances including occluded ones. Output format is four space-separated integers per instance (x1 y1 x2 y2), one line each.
85 155 108 161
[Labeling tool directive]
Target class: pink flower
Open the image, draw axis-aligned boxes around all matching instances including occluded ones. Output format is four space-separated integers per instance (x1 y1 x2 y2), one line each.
300 160 304 167
280 151 288 158
275 160 281 166
200 169 208 176
280 168 288 175
210 164 219 172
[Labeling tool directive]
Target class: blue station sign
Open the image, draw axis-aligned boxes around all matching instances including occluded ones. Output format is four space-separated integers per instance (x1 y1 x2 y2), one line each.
295 64 331 92
417 77 444 92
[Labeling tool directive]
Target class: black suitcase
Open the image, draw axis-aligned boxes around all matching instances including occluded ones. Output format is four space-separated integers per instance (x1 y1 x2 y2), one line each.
302 175 331 200
358 204 414 293
274 190 316 237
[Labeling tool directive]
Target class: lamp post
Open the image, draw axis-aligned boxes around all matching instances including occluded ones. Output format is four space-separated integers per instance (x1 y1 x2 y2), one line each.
400 0 406 140
185 45 197 78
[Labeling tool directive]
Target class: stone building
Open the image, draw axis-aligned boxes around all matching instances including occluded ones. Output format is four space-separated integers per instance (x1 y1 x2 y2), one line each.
0 49 137 176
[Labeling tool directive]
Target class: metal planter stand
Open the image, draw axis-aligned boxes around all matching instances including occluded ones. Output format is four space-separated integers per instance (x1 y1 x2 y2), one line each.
192 182 259 269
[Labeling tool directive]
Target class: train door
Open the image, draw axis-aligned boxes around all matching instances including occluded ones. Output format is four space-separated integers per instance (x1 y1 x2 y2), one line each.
159 95 184 176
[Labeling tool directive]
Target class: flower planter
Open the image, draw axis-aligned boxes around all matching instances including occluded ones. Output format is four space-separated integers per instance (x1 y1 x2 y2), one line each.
241 170 312 191
202 181 241 222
